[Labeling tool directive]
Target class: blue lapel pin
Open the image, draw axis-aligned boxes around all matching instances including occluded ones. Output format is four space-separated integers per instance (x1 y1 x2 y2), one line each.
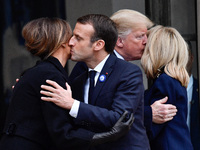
99 74 106 82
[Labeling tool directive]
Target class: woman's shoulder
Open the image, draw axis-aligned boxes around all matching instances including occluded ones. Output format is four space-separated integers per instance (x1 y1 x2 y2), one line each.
154 73 184 91
156 73 178 83
157 73 171 79
21 60 65 84
25 61 55 76
27 57 65 75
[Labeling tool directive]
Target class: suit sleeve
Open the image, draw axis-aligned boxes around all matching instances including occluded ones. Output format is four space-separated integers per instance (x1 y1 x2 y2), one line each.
145 75 176 140
74 64 144 130
144 106 153 132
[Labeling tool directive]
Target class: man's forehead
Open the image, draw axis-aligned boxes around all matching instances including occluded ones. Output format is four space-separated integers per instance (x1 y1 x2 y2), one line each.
132 26 147 33
73 23 94 36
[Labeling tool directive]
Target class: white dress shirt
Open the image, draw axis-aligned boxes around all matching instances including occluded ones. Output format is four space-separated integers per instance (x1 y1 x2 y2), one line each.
69 54 110 118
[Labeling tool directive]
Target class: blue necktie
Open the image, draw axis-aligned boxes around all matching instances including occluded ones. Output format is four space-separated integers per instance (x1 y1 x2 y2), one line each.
88 70 96 104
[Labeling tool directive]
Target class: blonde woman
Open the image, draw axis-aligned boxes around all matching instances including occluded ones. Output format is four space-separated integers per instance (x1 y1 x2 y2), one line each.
141 25 193 150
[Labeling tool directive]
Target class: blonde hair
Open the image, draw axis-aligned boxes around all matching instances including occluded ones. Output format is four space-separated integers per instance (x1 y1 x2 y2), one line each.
141 25 189 87
110 9 154 37
22 18 72 59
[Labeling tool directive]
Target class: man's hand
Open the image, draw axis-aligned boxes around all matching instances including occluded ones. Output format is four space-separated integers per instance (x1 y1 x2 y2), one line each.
91 111 134 146
40 80 74 110
151 97 177 124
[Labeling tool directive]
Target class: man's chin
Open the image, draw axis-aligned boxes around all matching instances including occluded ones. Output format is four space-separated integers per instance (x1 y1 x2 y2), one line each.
71 57 79 62
68 54 72 59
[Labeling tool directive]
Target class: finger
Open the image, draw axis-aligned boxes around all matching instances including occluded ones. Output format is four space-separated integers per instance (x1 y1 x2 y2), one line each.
163 116 173 122
46 80 62 89
167 105 177 110
158 112 175 121
158 104 177 112
115 111 128 124
159 108 177 116
41 85 56 93
161 104 177 109
126 113 134 126
12 78 20 89
165 112 176 119
40 90 53 97
167 109 177 114
41 96 55 102
159 96 168 104
66 82 71 91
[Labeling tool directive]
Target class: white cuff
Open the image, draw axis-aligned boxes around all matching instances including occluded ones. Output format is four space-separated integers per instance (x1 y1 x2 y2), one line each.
69 100 80 118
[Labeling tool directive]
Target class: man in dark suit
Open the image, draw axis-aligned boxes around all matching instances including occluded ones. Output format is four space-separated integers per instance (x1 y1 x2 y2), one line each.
41 14 150 149
186 41 200 150
69 9 178 128
0 17 134 150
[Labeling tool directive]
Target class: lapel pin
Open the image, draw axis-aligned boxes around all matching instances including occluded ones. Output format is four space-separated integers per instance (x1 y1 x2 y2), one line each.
99 74 106 82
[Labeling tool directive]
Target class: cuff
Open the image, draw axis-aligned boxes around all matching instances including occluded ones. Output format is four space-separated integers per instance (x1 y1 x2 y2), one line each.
69 100 80 118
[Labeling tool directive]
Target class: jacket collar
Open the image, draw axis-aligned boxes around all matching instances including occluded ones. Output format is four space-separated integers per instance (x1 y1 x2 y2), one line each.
46 56 68 80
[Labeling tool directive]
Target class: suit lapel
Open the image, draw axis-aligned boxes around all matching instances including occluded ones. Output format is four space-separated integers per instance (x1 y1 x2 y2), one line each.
91 54 117 105
72 71 88 102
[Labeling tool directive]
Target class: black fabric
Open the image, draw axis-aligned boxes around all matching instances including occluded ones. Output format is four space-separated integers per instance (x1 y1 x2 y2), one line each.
88 71 96 104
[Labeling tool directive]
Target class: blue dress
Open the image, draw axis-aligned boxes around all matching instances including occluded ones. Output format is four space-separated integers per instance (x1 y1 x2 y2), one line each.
144 73 193 150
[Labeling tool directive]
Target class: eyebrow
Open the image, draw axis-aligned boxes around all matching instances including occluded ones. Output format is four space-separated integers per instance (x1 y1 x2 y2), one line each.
74 33 83 40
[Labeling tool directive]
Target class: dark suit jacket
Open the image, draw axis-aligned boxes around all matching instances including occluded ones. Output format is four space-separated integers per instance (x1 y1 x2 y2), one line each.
0 57 94 150
71 54 150 150
69 61 87 83
144 73 193 150
70 54 154 135
190 77 200 150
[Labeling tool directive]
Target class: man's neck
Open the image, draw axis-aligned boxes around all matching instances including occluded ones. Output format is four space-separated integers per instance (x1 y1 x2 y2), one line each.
88 54 110 74
86 52 109 69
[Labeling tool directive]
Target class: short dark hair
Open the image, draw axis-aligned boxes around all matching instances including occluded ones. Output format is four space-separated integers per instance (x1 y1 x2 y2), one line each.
77 14 118 53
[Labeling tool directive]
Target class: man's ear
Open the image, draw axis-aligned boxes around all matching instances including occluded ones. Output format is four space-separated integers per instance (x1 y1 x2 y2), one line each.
94 40 105 51
116 37 124 48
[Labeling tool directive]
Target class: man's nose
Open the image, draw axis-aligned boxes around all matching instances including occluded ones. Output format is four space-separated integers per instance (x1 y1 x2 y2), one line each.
143 35 147 44
69 36 75 46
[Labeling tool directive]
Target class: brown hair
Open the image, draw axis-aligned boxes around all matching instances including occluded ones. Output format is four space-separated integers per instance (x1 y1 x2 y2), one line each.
22 17 72 59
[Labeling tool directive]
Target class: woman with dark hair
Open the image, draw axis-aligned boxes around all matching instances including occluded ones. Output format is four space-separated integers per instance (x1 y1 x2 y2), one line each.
0 17 133 150
0 17 77 150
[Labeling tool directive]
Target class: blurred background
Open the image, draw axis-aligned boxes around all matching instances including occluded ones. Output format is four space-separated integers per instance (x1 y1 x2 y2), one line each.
0 0 199 137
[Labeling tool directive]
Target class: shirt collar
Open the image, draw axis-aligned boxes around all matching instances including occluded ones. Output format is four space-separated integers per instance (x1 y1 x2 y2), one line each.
114 50 124 60
187 75 193 91
88 54 110 73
